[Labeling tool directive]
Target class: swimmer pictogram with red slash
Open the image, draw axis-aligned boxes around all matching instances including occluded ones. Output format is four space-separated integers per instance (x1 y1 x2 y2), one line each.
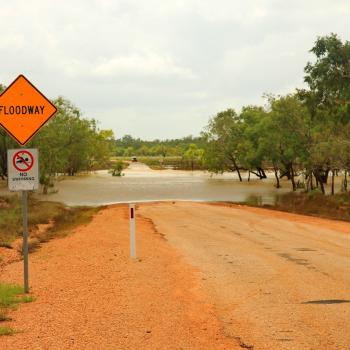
13 150 34 172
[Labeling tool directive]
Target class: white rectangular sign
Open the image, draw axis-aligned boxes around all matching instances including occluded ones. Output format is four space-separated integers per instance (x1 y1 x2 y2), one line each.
7 148 39 191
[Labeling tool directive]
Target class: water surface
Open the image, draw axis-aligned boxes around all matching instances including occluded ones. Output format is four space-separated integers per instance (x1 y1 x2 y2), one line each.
42 163 291 206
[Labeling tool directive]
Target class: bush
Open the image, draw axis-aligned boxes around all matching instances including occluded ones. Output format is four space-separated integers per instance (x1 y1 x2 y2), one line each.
111 160 125 176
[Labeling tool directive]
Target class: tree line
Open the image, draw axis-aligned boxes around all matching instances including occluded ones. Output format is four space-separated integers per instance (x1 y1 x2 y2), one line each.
203 33 350 194
115 134 205 157
114 134 206 170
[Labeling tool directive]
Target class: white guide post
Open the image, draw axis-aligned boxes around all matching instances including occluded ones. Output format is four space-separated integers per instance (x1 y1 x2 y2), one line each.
129 203 136 259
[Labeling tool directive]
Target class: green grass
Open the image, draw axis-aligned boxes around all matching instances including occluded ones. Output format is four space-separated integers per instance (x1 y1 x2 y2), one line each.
0 283 35 336
0 326 15 336
0 283 28 331
19 295 35 303
0 195 101 249
0 283 24 308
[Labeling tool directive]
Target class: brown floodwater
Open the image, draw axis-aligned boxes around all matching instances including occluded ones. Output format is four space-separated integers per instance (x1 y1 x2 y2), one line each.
40 163 292 206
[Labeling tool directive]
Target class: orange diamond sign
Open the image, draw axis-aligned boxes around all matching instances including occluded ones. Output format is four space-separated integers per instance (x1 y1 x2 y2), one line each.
0 75 57 145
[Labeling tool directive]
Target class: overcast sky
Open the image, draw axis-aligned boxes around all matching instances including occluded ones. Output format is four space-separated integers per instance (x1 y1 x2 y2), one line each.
1 1 350 140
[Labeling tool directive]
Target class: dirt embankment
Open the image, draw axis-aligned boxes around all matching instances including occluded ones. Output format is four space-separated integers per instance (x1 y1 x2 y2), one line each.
0 205 239 350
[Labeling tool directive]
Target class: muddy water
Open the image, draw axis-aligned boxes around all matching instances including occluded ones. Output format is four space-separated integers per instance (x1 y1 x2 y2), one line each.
41 163 291 206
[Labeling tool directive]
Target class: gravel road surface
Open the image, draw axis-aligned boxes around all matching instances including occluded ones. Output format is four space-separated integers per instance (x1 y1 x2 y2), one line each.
140 202 350 350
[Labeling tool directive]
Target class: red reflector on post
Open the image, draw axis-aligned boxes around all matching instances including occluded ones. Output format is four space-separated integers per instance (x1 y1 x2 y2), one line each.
129 203 136 259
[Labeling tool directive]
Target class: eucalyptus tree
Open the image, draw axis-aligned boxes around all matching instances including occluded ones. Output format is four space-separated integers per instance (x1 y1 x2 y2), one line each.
301 34 350 191
184 143 204 171
262 94 309 191
256 113 283 188
238 106 268 180
202 109 244 181
304 33 350 108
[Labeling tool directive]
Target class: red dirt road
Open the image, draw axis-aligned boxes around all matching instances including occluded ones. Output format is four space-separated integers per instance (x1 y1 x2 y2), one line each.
140 202 350 350
0 205 239 350
3 201 350 349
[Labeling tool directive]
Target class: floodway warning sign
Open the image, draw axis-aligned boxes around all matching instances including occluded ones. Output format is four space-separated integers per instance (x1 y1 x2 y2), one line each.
7 149 39 191
0 75 57 145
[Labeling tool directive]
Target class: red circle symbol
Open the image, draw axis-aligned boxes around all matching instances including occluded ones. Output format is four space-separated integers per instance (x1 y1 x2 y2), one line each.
13 150 34 172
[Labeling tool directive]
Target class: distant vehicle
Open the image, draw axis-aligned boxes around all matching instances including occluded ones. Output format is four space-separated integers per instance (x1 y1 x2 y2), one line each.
131 156 137 162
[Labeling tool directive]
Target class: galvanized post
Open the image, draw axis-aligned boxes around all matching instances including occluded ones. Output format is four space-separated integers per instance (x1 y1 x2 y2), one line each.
129 203 136 259
22 191 29 293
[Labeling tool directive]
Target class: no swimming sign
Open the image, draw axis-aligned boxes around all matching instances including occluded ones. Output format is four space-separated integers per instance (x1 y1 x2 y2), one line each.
7 148 39 191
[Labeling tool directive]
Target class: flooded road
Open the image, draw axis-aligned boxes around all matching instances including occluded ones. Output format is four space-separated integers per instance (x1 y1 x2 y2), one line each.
42 163 291 206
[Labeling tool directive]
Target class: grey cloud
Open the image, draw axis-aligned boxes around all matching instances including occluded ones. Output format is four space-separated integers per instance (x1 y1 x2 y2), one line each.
0 1 349 139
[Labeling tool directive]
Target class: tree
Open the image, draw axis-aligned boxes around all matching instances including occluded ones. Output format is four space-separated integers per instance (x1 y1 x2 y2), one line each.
238 106 268 180
261 95 309 191
251 111 283 188
123 147 134 157
90 128 115 170
304 33 350 108
309 138 349 195
202 109 244 181
183 144 204 171
301 34 350 192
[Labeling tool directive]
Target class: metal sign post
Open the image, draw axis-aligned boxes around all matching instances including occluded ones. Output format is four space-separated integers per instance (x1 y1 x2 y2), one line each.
8 148 39 294
22 191 29 293
129 203 136 259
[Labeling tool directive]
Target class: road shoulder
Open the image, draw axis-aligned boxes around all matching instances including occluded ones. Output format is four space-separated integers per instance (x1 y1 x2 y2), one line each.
0 204 239 349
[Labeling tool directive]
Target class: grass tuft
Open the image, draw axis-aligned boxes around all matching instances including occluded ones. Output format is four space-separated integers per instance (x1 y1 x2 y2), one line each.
0 326 15 336
0 284 24 308
0 283 35 335
20 295 35 303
